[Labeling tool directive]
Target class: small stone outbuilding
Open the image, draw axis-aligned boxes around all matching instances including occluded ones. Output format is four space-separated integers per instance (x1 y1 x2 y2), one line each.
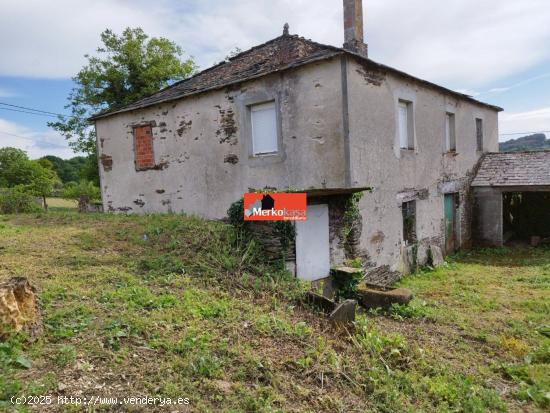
472 151 550 246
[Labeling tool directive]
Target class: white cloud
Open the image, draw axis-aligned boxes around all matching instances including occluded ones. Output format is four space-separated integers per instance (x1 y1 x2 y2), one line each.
487 73 550 94
0 0 549 89
499 107 550 141
0 118 76 159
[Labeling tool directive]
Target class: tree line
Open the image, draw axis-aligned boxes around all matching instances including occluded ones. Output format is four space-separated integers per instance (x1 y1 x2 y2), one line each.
1 27 198 214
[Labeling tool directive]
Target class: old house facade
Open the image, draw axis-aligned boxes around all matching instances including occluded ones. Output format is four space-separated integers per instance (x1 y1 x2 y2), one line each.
91 0 501 282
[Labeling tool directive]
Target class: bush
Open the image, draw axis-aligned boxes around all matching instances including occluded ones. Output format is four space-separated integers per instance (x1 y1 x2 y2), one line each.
0 187 41 214
62 180 100 201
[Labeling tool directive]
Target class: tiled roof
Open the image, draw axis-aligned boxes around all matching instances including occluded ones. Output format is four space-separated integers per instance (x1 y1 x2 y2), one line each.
472 151 550 187
90 33 502 120
90 34 340 120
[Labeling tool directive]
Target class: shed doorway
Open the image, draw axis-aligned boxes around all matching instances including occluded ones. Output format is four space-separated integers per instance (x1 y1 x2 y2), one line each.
503 192 550 243
295 204 330 281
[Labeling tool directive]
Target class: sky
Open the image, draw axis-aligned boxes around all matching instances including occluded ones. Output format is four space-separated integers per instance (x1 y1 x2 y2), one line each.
0 0 549 159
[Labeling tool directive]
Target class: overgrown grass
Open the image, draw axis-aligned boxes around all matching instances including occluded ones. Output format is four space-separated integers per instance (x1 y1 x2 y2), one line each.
0 211 548 412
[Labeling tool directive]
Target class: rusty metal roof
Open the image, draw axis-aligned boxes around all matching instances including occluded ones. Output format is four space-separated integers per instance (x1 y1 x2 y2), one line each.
90 33 502 121
472 151 550 187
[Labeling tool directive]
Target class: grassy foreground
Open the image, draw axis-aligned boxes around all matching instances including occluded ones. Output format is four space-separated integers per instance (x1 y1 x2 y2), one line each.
0 212 548 412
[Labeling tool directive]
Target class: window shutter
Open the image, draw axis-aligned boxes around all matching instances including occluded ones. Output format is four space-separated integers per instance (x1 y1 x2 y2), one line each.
398 102 409 149
251 102 278 155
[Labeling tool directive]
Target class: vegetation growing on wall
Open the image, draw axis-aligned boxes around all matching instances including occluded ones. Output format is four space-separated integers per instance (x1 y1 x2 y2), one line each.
227 195 295 268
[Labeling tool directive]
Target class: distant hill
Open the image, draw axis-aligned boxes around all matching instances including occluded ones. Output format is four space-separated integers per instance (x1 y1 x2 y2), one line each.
499 133 550 152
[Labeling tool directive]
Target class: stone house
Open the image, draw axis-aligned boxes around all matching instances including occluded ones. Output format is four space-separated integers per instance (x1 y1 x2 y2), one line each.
91 0 502 284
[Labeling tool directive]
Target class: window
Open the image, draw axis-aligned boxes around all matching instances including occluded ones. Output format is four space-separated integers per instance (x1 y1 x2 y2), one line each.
250 101 278 155
402 200 416 244
445 112 456 152
134 124 155 170
476 118 483 151
398 100 413 150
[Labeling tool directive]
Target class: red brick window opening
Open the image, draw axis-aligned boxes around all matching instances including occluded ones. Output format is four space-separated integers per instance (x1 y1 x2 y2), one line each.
134 125 155 170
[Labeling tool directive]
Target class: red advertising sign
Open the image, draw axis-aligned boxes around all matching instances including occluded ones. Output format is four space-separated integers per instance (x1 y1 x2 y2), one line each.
243 193 307 221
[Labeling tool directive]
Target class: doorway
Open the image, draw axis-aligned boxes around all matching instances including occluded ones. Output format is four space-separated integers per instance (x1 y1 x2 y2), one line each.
503 191 550 243
444 193 459 253
295 204 330 281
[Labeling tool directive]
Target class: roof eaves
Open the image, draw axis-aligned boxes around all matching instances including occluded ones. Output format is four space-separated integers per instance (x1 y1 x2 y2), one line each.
89 48 343 121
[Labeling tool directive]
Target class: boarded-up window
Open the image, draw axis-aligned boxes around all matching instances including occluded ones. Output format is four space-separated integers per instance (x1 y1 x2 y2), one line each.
402 200 416 244
445 112 456 152
398 100 413 149
134 125 155 170
476 118 483 151
251 101 278 155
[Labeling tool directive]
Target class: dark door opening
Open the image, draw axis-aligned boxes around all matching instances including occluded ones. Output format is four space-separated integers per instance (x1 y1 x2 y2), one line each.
444 193 459 253
503 192 550 244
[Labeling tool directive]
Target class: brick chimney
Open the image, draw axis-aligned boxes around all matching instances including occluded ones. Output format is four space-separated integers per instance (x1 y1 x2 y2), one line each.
343 0 368 56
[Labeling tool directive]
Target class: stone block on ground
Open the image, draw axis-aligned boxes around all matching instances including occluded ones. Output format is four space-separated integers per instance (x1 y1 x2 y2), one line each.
328 299 357 324
304 292 356 325
400 245 416 274
357 284 413 309
304 291 336 314
430 245 444 266
416 244 429 266
331 266 363 277
0 277 42 338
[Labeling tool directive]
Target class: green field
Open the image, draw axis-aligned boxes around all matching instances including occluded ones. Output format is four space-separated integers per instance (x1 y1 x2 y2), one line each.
45 198 77 211
0 212 548 412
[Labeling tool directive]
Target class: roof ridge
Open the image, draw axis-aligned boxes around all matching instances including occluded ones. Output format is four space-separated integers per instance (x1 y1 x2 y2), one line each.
91 33 338 119
487 150 550 155
90 32 503 121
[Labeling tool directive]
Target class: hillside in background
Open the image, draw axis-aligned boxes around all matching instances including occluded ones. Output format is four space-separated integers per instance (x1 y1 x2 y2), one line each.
500 133 550 152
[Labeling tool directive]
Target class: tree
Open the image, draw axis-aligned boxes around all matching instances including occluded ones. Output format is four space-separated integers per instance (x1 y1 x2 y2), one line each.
0 147 33 187
24 162 58 211
62 180 101 202
48 27 197 159
0 147 28 187
0 147 59 210
40 155 90 184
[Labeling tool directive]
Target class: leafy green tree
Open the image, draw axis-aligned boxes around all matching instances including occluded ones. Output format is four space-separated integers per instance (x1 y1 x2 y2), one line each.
48 27 197 158
0 147 33 187
40 155 90 184
0 147 59 210
24 162 58 211
0 147 28 187
62 180 101 203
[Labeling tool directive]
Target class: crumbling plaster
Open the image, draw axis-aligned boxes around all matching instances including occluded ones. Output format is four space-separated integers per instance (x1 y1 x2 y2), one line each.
95 59 346 216
95 54 500 273
345 57 499 270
